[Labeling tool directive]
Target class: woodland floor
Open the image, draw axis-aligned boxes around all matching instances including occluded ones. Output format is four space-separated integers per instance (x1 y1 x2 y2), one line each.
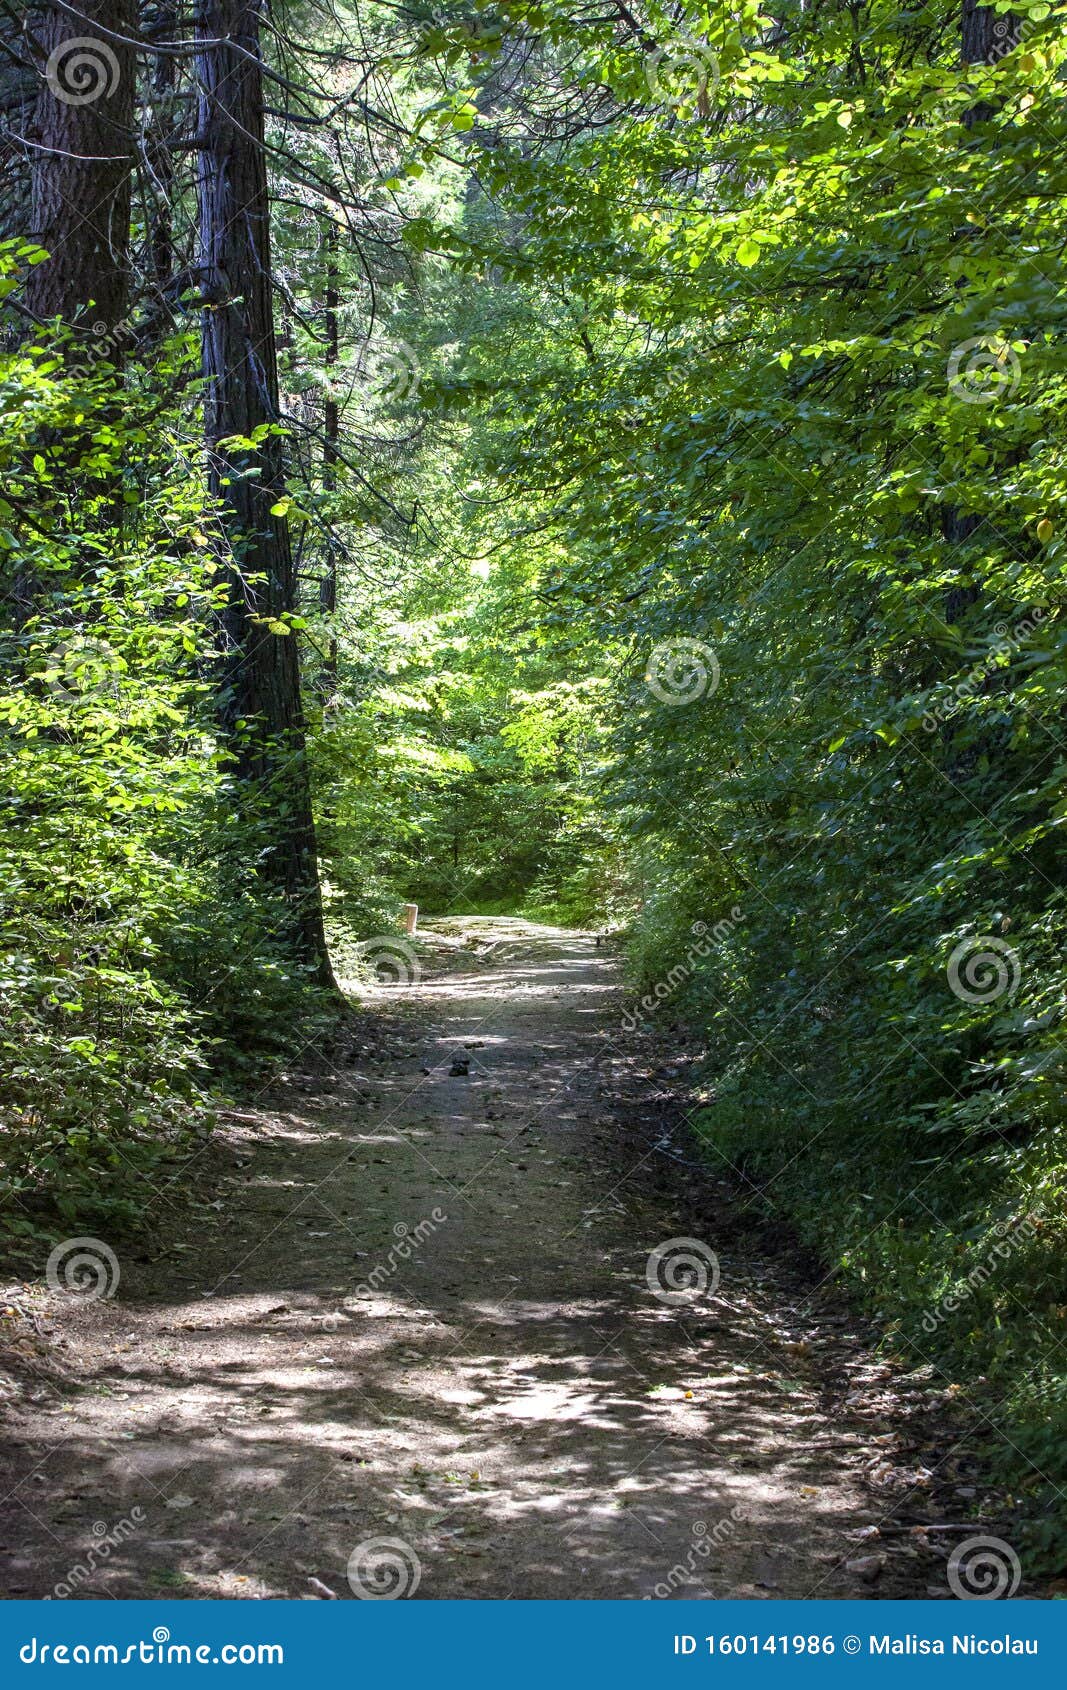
0 919 1012 1600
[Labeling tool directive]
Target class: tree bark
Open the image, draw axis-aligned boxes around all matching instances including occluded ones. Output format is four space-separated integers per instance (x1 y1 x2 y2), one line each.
961 0 1017 65
25 1 136 333
319 211 339 691
143 0 177 303
195 0 333 984
960 1 1019 125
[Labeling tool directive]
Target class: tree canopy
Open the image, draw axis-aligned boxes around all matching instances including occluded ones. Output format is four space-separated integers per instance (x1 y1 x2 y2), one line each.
2 0 1065 1566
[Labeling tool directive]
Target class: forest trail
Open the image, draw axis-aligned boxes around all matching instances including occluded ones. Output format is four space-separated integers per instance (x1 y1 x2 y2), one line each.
2 920 951 1600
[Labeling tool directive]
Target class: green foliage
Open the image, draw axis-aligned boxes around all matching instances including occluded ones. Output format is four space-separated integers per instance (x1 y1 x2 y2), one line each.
0 292 214 1226
0 254 336 1234
310 574 620 928
8 0 1067 1560
393 1 1067 1556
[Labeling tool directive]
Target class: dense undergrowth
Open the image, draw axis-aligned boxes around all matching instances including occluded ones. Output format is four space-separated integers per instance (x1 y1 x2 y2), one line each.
380 0 1067 1563
0 263 336 1240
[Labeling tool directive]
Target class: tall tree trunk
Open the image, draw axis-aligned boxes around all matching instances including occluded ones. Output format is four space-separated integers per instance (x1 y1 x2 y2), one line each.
941 1 1019 613
961 2 1019 126
143 0 177 304
0 10 39 243
17 4 136 622
25 1 136 334
319 211 339 692
195 0 333 984
961 0 1017 66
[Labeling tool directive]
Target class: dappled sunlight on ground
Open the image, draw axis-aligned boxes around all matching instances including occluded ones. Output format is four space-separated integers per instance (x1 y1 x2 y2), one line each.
0 920 943 1600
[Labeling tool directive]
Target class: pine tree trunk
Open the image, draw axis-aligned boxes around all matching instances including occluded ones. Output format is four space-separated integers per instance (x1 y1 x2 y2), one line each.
17 4 135 621
961 2 1019 125
319 213 339 691
144 0 177 302
195 0 333 984
25 1 136 334
961 0 1017 65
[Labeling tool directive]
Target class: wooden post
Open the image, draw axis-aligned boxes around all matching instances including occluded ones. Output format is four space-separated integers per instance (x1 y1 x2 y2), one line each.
402 903 418 936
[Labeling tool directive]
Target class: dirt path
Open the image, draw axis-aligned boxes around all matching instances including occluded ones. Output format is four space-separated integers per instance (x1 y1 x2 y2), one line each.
1 919 967 1600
